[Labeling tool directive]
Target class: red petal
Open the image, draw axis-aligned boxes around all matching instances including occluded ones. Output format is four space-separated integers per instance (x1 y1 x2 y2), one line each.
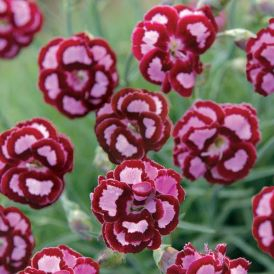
132 21 169 60
38 38 63 70
155 195 179 235
252 186 274 218
92 179 131 222
139 48 171 85
113 160 146 184
19 171 64 209
7 127 44 160
31 247 66 272
144 5 178 34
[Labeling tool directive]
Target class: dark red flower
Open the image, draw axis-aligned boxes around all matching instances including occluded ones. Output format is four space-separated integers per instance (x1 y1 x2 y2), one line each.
252 186 274 258
166 243 250 274
18 245 99 274
38 32 118 118
173 100 260 184
0 118 73 209
246 18 274 96
0 0 43 59
95 88 172 164
131 4 217 97
0 205 34 273
91 158 185 253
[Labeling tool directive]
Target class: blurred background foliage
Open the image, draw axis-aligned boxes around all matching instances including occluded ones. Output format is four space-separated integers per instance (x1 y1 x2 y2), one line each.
0 0 274 273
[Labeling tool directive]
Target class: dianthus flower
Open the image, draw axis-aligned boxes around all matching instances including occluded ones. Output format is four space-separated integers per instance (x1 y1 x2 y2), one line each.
173 100 260 184
19 245 99 274
91 158 185 253
131 4 217 96
252 186 274 258
246 18 274 96
38 32 118 118
0 118 73 208
95 88 172 164
0 206 34 274
0 0 43 59
167 243 250 274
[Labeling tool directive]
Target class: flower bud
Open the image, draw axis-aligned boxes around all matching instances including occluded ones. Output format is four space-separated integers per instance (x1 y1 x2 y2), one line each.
153 245 178 273
61 195 93 240
230 58 246 73
218 28 256 51
68 209 93 240
98 248 125 268
197 0 231 14
93 146 114 172
252 0 274 16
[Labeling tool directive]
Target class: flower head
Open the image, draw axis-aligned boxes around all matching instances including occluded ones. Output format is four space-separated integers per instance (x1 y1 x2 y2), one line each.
173 100 260 184
0 0 43 59
0 206 34 273
0 118 73 208
166 243 250 273
19 245 99 274
246 18 274 96
131 4 217 96
252 186 274 258
38 32 118 118
95 88 172 164
91 158 185 253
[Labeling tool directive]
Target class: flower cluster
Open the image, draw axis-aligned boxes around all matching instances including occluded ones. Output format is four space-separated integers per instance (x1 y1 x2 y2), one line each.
0 118 73 209
246 18 274 96
0 206 34 273
252 186 274 258
173 100 260 184
167 243 250 273
0 0 43 59
19 245 99 274
95 88 172 164
38 32 118 118
131 4 217 96
91 159 185 253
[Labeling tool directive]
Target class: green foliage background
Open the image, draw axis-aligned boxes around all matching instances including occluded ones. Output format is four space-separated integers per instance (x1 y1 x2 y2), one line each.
0 0 273 273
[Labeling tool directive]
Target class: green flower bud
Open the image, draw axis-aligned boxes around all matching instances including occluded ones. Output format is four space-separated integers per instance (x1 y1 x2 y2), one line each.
153 245 178 273
98 248 125 268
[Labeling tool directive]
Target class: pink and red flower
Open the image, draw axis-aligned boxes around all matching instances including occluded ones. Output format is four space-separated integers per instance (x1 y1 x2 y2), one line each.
18 245 99 274
0 205 34 273
91 158 185 253
0 118 73 209
0 0 43 59
167 243 250 274
246 18 274 96
131 4 217 97
173 100 260 184
38 32 118 118
252 186 274 258
95 88 172 164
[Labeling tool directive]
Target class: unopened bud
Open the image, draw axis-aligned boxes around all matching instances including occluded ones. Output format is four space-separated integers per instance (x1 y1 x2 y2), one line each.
252 0 274 16
68 209 93 240
218 29 256 51
197 0 231 14
93 146 113 173
61 195 94 240
153 245 178 273
98 248 125 268
230 58 246 73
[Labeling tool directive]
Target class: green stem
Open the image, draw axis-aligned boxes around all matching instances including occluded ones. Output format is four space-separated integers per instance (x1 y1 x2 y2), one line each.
0 110 10 130
64 0 73 36
124 54 134 87
92 0 104 37
208 185 223 224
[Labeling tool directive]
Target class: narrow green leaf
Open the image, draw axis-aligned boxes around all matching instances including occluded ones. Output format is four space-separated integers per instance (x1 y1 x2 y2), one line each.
178 221 216 234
